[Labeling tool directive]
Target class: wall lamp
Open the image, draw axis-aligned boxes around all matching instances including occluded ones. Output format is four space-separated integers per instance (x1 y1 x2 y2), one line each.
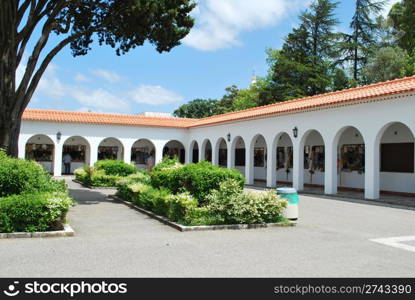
56 131 62 142
227 133 231 142
293 127 298 138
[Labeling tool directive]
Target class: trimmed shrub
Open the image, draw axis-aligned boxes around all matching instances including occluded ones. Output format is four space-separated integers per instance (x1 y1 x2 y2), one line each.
166 192 198 222
0 150 66 197
0 192 73 233
150 161 245 203
94 160 136 176
89 169 121 187
152 157 182 171
205 180 288 224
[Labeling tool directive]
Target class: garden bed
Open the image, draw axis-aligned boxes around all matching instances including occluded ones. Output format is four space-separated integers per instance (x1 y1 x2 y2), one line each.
110 195 295 232
0 224 75 239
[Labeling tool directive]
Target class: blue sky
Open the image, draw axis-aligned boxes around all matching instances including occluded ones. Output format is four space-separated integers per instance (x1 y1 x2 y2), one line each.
24 0 399 114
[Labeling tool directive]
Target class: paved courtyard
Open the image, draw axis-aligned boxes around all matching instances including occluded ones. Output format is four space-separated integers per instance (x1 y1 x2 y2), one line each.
0 179 415 277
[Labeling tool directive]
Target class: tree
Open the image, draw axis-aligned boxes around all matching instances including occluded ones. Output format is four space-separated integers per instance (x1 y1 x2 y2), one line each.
216 85 239 113
269 0 338 99
362 46 413 83
332 68 350 91
339 0 385 83
0 0 195 157
389 0 415 53
173 99 220 119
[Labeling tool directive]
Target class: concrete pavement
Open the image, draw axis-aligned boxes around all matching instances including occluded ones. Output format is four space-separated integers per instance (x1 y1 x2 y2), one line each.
0 179 414 277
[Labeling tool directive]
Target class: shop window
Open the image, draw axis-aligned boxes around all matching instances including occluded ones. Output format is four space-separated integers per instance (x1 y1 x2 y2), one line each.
339 144 365 173
235 148 245 166
277 147 285 169
63 145 86 163
219 149 227 166
25 144 54 162
205 149 212 162
98 146 118 160
131 147 150 164
381 143 414 173
254 147 265 167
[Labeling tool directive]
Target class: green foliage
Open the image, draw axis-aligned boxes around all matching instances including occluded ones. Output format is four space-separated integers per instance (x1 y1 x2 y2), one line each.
389 0 415 53
0 150 66 197
152 157 183 171
204 180 288 225
173 99 222 118
94 160 136 176
166 192 198 222
150 160 245 203
0 193 73 233
362 46 413 83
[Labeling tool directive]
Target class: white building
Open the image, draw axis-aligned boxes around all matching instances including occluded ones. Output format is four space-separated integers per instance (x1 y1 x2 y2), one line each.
19 76 415 200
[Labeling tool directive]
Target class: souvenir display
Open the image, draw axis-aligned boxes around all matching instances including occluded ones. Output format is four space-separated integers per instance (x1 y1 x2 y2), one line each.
254 147 265 167
63 145 86 163
98 146 119 160
25 144 54 162
339 144 365 173
131 147 150 164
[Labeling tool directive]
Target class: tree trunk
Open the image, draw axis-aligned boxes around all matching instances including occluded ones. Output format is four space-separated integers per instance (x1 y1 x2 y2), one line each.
0 106 22 157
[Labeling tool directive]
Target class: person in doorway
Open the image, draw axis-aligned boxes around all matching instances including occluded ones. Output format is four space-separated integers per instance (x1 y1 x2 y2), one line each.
147 151 155 171
63 152 72 174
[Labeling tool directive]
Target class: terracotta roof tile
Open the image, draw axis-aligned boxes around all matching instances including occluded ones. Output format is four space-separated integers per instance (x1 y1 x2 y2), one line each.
22 76 415 128
22 109 197 128
189 75 415 127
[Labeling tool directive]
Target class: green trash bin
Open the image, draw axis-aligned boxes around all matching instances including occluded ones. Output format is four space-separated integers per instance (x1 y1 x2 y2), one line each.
276 187 299 220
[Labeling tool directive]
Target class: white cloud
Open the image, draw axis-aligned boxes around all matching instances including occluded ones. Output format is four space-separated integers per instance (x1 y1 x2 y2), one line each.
74 73 90 83
183 0 307 51
130 85 184 106
71 88 130 111
91 69 121 82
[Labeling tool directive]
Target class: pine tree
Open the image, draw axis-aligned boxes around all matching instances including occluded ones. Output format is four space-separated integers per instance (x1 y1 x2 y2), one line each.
340 0 385 84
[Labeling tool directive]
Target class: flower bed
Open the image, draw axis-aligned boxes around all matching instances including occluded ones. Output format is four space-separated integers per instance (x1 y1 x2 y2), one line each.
116 158 288 226
0 151 73 233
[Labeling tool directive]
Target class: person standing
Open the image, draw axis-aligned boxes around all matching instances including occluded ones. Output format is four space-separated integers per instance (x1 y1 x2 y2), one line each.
63 152 72 174
147 151 155 171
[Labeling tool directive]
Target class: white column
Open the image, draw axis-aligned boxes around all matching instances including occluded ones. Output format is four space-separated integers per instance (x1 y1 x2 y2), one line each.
292 141 304 191
53 142 63 177
266 142 276 188
324 136 338 194
155 142 164 165
364 137 380 199
90 142 98 166
199 143 204 162
212 144 218 165
227 143 233 169
18 136 26 159
245 143 254 185
185 144 191 164
123 144 132 164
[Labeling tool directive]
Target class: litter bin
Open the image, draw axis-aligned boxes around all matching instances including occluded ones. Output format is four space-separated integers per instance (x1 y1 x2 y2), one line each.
276 187 299 220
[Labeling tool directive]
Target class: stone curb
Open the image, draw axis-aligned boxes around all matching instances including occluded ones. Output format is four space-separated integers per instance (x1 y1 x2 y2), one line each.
0 224 75 239
73 179 116 190
109 195 296 232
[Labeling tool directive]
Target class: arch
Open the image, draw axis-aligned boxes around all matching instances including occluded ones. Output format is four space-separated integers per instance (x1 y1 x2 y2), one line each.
335 126 366 194
189 140 199 163
248 134 267 184
230 136 246 176
163 140 185 164
376 122 415 195
299 129 326 190
62 136 91 174
131 139 156 170
201 139 212 162
214 137 228 167
25 134 55 173
271 132 294 187
98 137 124 161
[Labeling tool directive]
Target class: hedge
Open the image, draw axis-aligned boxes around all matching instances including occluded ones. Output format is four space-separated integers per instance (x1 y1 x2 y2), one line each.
0 151 66 197
0 193 72 233
150 160 245 203
94 160 136 176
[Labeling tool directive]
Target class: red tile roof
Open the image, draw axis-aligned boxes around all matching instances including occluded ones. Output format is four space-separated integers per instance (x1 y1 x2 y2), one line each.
22 109 197 128
189 75 415 127
23 75 415 128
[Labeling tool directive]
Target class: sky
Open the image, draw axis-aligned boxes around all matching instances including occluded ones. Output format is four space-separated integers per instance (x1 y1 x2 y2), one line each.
23 0 400 115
